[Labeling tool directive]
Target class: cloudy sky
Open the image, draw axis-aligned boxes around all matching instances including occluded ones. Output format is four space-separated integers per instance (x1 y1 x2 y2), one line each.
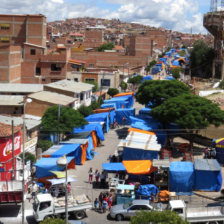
0 0 211 33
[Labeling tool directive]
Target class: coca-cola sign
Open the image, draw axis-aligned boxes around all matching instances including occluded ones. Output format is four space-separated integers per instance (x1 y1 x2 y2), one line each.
0 132 21 163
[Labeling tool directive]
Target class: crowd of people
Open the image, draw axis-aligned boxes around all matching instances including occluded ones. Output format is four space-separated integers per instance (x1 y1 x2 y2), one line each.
88 168 107 188
94 192 113 213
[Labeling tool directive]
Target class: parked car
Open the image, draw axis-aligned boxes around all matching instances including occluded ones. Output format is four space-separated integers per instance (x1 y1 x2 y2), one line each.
109 199 162 221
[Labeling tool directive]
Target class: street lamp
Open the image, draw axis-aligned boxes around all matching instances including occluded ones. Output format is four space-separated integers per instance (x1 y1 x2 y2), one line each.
57 155 68 224
22 98 32 224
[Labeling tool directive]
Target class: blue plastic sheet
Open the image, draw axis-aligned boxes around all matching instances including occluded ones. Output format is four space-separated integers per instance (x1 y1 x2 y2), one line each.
136 184 159 199
139 108 151 117
51 143 82 165
34 157 73 178
74 122 104 141
86 136 94 160
115 108 135 125
100 103 117 109
141 76 153 83
172 60 181 66
169 162 194 195
86 112 110 133
102 163 126 172
165 76 175 80
104 98 128 109
194 159 222 191
123 148 159 161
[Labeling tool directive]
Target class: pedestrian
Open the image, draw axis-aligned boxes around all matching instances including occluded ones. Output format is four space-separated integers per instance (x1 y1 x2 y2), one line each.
67 182 71 194
88 168 94 184
204 148 209 159
122 116 126 126
102 198 108 213
94 198 99 211
108 194 113 210
100 171 106 188
95 169 100 184
99 192 103 211
31 181 38 199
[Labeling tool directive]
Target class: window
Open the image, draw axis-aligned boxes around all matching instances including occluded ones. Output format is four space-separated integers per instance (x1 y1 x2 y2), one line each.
39 201 51 211
89 64 94 68
173 208 183 214
30 49 36 55
42 77 46 82
51 64 61 71
74 78 78 82
85 78 95 82
80 93 84 101
1 24 10 30
36 67 41 75
129 205 140 210
0 37 9 43
101 79 111 87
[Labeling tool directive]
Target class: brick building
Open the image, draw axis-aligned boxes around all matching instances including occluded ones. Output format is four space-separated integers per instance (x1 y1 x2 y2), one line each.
82 28 104 49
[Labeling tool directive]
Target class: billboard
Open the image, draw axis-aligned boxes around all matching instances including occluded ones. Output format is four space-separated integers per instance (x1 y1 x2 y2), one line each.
0 132 21 163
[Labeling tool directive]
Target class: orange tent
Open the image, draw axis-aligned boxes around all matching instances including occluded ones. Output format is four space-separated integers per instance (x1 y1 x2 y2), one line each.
92 131 98 149
128 128 156 136
122 160 157 175
81 142 88 165
113 92 134 98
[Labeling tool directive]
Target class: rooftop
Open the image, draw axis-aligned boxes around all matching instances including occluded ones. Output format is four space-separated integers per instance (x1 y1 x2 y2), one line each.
28 91 77 106
0 84 43 93
0 122 21 137
44 79 93 94
0 95 24 106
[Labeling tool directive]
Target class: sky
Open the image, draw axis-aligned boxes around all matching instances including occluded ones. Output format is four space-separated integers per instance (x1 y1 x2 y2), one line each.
0 0 212 33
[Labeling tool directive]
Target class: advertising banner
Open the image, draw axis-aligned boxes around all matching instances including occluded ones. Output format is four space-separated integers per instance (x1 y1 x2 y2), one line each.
0 132 21 163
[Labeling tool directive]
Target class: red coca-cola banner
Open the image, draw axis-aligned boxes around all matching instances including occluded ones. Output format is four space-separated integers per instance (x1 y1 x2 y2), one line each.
0 132 21 163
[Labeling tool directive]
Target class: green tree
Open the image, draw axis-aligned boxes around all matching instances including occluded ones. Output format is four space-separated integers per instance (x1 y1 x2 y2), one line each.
107 88 119 97
85 80 99 92
128 75 143 90
219 80 224 89
179 50 186 57
97 42 115 52
37 140 53 152
150 94 224 148
171 68 183 79
78 104 93 117
145 60 157 72
19 152 36 164
136 80 191 107
131 210 189 224
119 81 128 91
40 218 70 224
41 106 87 135
190 40 215 78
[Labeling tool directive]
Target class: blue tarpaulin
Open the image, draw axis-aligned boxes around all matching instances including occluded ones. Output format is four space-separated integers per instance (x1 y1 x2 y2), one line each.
141 76 153 83
86 112 110 133
165 76 175 80
100 103 117 109
169 162 194 195
87 136 94 160
51 143 82 165
34 157 74 178
102 163 126 172
115 108 135 125
104 98 129 109
172 60 181 66
130 116 161 130
74 122 104 141
194 159 222 191
136 184 159 199
112 95 134 108
139 108 151 117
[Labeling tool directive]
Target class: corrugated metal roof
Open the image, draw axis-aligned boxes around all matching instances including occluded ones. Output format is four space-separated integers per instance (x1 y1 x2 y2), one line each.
194 159 221 171
42 145 62 156
0 84 43 93
44 79 93 93
28 91 76 105
61 138 88 145
0 95 24 106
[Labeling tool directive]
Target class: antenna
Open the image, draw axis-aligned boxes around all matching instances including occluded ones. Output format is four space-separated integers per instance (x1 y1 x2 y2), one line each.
210 0 218 12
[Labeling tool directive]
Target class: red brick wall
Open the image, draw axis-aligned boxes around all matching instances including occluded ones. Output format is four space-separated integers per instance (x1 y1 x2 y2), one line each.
82 73 98 82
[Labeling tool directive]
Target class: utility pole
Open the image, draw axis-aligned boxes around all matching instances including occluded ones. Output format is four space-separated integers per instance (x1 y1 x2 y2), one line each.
57 105 61 145
12 120 15 179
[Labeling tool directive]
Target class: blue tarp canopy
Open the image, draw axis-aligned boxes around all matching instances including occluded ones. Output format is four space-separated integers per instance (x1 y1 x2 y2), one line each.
115 108 135 125
86 112 110 133
101 103 117 109
102 163 126 172
194 159 222 191
73 122 104 141
169 162 194 195
171 49 176 53
139 108 151 117
141 76 153 83
51 143 82 165
136 184 159 199
103 98 129 109
123 148 159 161
165 76 175 80
172 60 181 66
34 157 73 178
112 95 134 108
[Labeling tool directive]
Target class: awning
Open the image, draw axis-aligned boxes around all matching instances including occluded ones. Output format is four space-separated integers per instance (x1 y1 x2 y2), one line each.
128 128 155 136
47 177 77 185
215 138 224 148
114 92 134 98
122 160 156 175
102 162 126 172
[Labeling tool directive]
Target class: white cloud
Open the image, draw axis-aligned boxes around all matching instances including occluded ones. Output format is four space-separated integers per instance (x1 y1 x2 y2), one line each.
0 0 207 33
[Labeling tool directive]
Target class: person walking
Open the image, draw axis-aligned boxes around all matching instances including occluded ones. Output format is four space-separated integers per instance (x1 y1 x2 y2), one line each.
31 181 38 200
88 168 94 184
95 169 100 184
108 194 113 210
98 192 103 212
102 198 108 213
94 198 99 211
